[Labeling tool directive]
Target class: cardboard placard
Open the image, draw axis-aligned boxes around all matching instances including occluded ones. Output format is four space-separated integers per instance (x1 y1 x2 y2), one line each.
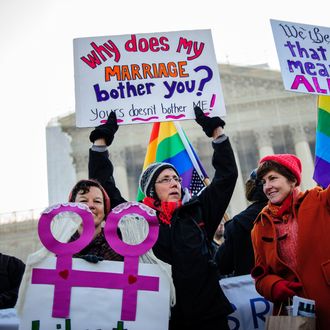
73 29 226 127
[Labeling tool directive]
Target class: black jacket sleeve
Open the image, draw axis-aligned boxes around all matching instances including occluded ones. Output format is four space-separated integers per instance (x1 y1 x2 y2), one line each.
88 148 127 208
215 200 268 276
197 137 238 241
0 254 25 308
215 220 235 275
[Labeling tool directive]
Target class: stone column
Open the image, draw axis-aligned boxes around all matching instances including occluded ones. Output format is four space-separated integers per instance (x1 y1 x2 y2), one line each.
111 148 130 199
254 129 275 159
67 127 89 181
290 125 315 190
73 154 89 181
228 135 248 217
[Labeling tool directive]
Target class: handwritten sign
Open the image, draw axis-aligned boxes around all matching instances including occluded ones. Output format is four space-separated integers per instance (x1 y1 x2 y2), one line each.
271 19 330 96
19 203 170 330
73 29 226 127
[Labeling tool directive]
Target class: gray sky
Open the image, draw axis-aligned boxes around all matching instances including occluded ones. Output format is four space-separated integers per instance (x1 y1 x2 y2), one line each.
0 0 329 213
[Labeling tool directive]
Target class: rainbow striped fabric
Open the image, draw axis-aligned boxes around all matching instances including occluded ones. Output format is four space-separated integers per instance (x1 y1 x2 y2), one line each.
313 95 330 188
137 121 208 200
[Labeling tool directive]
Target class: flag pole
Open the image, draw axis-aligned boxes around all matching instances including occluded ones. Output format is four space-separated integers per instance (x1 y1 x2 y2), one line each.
173 121 209 185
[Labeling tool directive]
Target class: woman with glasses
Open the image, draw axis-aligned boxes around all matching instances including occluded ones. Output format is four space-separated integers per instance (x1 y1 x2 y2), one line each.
88 107 238 330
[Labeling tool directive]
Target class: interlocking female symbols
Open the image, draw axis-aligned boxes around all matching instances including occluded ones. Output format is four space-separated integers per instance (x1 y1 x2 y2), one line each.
32 202 160 320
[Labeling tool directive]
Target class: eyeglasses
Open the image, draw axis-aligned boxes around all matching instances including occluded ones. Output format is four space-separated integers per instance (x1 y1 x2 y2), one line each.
155 176 182 185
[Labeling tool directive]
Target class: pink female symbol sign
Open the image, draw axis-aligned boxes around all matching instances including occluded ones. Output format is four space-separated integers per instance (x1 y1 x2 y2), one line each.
32 203 96 317
104 201 159 256
32 202 160 321
37 203 95 255
104 201 160 320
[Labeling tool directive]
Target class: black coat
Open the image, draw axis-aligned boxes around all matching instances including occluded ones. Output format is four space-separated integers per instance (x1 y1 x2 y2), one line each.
215 200 268 276
0 253 25 309
89 137 238 330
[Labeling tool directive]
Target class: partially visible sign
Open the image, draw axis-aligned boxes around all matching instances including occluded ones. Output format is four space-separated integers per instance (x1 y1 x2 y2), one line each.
19 258 170 330
73 29 226 127
271 19 330 96
19 202 170 330
0 309 19 330
220 275 273 330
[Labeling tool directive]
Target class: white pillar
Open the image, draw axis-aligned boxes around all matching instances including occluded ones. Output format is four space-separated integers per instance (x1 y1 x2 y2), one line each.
254 129 275 159
111 149 130 199
290 126 315 190
228 136 248 217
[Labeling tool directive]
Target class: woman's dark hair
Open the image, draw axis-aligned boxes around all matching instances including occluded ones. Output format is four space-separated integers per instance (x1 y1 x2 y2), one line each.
245 169 267 202
69 179 110 215
257 160 297 184
69 180 102 202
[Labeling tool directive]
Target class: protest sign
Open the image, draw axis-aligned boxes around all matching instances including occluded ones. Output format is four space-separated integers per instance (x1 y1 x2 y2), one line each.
271 19 330 96
19 258 170 330
73 29 225 127
18 202 171 330
0 309 19 330
220 275 273 330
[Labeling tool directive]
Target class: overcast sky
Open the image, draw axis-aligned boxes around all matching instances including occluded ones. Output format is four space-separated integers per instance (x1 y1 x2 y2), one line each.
0 0 329 214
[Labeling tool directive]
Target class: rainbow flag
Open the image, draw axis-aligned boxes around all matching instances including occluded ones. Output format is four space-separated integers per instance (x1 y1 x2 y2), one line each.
313 95 330 188
137 121 208 201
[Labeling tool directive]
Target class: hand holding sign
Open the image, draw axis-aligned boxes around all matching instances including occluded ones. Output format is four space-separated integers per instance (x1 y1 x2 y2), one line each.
89 111 118 146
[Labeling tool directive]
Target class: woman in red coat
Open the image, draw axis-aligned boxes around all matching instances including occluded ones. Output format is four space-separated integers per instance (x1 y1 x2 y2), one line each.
251 154 330 330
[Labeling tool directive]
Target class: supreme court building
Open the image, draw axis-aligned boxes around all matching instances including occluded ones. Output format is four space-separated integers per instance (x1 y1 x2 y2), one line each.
46 63 317 215
0 63 318 261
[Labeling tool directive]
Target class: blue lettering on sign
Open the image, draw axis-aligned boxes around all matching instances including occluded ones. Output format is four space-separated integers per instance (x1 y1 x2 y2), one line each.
250 297 271 328
227 303 240 330
226 297 272 329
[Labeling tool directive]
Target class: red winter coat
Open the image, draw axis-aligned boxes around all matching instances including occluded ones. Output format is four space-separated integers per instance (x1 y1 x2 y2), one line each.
251 186 330 330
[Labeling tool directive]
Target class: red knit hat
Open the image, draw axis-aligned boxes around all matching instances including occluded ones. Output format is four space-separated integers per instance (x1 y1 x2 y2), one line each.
259 154 302 186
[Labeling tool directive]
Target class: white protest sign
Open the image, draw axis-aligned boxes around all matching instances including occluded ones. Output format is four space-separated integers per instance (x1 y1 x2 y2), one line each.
18 202 171 330
19 258 170 330
271 19 330 95
0 309 19 330
220 275 273 330
73 29 226 127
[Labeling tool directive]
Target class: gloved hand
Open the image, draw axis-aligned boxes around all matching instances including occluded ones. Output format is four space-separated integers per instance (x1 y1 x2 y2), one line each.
271 280 302 302
194 106 225 137
89 111 118 146
79 254 104 263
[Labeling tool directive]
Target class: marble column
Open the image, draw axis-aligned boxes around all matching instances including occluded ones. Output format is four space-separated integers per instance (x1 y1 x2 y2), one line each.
290 125 315 190
228 135 248 217
254 129 275 159
73 154 89 181
66 127 89 181
111 148 130 199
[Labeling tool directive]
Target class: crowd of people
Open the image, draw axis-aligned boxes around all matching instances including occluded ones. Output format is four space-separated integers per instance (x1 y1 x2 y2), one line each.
2 107 329 330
